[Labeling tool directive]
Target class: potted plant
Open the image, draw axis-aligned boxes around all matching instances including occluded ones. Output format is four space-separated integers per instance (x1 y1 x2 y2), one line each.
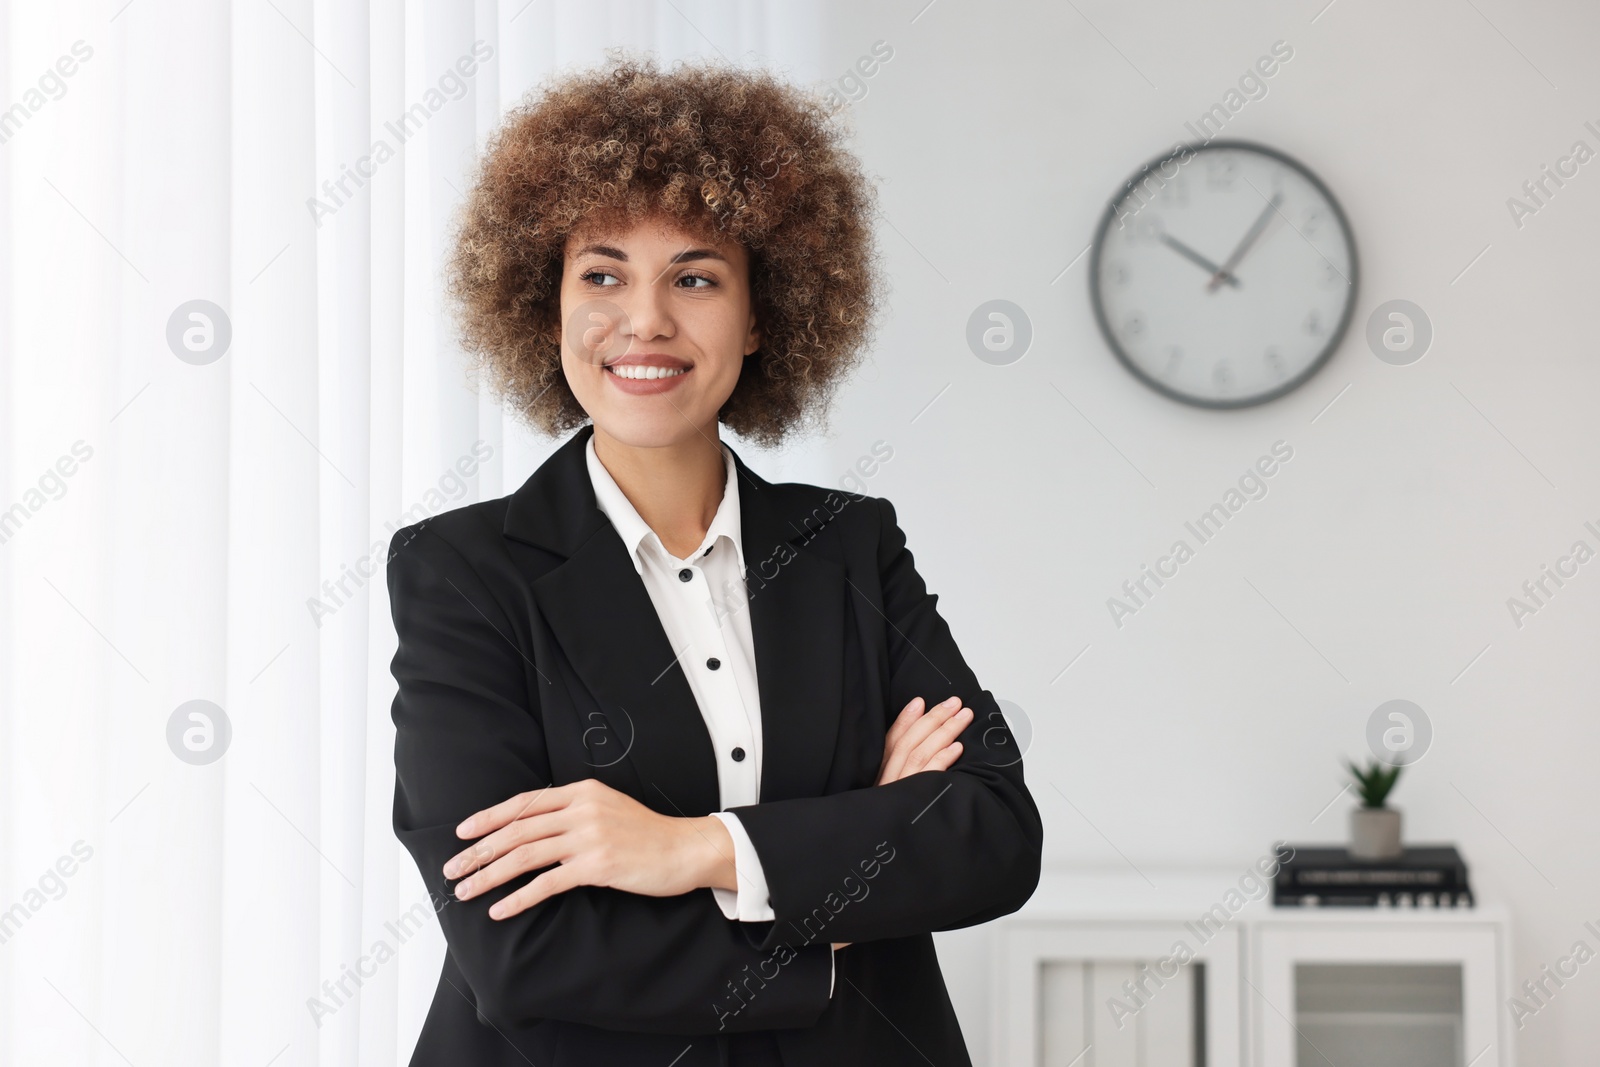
1344 757 1404 861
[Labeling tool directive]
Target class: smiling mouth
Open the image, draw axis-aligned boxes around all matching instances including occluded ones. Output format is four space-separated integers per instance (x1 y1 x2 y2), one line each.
606 364 689 380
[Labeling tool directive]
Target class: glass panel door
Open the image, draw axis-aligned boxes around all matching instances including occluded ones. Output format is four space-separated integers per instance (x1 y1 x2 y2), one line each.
1294 963 1463 1067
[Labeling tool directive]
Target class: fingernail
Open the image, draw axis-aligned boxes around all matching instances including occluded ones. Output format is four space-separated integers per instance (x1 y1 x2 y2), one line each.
488 901 506 919
943 696 961 708
443 859 459 878
456 817 475 836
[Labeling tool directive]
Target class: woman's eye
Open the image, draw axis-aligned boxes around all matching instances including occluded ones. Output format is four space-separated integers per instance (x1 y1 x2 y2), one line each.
679 273 715 290
581 270 619 287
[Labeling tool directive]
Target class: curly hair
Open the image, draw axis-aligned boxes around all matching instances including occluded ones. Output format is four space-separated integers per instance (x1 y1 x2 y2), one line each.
444 52 884 448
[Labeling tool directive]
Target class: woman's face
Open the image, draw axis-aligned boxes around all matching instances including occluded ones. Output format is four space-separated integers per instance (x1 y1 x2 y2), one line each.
559 214 761 449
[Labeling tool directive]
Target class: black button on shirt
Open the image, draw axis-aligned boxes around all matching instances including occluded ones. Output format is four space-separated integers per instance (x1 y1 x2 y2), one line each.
731 747 746 761
677 568 693 582
706 657 721 670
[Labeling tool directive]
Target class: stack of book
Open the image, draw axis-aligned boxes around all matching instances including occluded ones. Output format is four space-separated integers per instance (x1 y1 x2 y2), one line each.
1272 844 1474 908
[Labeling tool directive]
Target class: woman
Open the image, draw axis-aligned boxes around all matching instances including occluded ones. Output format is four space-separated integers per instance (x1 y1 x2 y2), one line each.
385 55 1043 1066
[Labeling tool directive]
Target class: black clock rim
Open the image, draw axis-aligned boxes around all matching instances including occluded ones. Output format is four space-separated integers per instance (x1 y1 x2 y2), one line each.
1087 138 1360 410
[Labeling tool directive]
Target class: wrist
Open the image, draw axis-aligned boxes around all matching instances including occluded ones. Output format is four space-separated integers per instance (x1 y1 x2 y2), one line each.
688 814 738 893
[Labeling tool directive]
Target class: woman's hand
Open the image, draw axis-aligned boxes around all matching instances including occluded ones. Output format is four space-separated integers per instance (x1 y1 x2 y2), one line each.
443 779 733 919
876 695 971 785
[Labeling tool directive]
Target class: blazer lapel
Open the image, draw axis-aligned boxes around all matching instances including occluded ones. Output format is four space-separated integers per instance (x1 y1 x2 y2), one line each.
502 424 846 818
728 448 846 805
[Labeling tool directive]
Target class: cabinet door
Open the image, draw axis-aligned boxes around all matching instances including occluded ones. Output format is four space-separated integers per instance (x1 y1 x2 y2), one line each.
1251 923 1507 1067
996 923 1240 1067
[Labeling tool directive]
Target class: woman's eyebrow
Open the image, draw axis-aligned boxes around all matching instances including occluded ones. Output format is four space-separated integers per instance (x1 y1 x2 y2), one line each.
573 243 627 260
669 248 728 264
572 243 728 265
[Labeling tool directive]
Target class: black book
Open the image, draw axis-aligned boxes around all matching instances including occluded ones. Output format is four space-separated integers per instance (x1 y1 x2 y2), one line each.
1276 887 1476 908
1273 845 1472 907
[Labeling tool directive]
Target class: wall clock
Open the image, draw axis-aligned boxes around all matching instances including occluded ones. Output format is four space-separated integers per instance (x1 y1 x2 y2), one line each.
1089 140 1357 408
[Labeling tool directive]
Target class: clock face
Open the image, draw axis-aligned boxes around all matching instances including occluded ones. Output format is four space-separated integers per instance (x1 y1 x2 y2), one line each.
1090 141 1358 408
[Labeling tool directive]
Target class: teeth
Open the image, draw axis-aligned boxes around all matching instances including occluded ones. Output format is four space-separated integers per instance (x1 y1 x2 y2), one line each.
609 364 687 380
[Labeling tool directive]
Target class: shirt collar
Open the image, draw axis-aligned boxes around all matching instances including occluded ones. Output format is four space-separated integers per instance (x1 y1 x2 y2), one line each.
585 433 747 578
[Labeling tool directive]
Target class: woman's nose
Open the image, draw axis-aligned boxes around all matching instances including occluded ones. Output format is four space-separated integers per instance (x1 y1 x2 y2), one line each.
620 280 675 343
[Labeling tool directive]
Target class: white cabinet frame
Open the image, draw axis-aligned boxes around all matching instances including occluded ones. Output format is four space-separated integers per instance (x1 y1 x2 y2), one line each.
1250 914 1513 1067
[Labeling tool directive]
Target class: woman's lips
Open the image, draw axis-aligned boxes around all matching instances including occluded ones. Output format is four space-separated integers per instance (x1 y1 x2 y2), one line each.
604 362 691 396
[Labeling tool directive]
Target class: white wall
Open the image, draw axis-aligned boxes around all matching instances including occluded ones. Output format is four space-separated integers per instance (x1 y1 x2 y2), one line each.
769 2 1600 1063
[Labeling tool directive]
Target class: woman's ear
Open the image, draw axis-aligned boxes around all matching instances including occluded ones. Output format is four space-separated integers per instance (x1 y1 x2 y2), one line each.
744 314 762 357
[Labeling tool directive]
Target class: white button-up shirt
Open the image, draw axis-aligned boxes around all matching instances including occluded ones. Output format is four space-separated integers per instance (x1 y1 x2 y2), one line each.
585 434 835 992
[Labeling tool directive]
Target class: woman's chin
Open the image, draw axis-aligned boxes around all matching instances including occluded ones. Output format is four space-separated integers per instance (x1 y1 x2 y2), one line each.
590 411 716 451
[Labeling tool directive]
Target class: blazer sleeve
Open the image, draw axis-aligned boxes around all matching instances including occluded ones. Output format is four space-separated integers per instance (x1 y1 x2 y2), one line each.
724 495 1045 952
385 521 833 1035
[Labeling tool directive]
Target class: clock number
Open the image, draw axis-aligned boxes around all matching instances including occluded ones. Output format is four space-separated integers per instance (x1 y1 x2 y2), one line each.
1303 209 1322 236
1163 346 1183 377
1318 260 1344 288
1212 360 1234 390
1123 313 1145 337
1305 309 1325 337
1105 263 1130 287
1264 346 1285 379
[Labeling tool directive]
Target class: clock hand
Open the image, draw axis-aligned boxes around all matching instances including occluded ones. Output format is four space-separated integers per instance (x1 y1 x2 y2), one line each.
1158 233 1241 288
1207 191 1283 291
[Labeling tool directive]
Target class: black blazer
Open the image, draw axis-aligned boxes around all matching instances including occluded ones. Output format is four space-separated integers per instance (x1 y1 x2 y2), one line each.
385 422 1044 1066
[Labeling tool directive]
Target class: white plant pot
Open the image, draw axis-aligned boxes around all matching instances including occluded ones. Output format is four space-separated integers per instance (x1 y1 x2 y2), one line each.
1349 806 1402 860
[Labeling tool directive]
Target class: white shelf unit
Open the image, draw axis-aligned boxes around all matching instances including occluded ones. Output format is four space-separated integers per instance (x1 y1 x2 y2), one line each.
992 870 1514 1067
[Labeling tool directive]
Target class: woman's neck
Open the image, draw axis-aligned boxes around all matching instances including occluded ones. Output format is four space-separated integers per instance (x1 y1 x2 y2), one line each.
591 425 727 560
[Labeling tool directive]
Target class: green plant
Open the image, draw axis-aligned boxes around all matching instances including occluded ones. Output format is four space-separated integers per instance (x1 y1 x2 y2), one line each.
1344 758 1402 808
